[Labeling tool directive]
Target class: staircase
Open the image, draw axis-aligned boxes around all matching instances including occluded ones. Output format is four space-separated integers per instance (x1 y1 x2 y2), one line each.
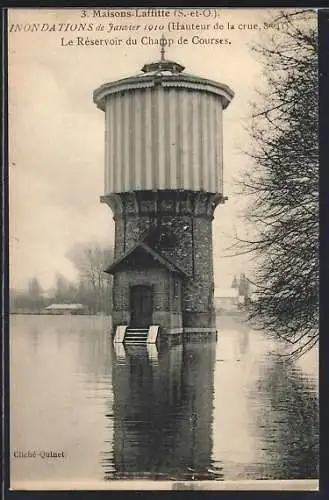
123 328 149 345
114 325 159 345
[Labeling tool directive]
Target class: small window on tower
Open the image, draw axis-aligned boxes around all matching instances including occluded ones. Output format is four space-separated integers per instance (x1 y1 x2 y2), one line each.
160 226 177 248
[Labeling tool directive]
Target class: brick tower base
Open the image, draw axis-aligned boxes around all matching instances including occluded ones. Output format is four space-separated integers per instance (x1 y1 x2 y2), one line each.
102 190 223 341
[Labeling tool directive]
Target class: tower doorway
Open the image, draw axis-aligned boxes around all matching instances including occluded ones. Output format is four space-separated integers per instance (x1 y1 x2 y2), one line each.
129 285 153 328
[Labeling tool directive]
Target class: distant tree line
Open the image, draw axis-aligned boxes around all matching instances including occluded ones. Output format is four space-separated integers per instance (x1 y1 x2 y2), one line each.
10 242 114 315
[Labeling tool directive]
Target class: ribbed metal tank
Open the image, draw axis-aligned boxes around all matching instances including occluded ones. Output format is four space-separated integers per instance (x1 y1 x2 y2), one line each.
93 58 234 196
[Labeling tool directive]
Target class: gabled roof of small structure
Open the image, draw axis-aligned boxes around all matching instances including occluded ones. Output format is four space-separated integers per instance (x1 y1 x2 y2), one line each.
45 303 85 310
104 242 188 279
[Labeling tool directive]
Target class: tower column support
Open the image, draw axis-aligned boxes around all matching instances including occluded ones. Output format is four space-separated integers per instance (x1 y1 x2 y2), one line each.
102 190 223 339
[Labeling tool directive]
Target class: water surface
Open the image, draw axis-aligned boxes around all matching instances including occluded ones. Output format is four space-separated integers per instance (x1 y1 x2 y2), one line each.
10 314 318 486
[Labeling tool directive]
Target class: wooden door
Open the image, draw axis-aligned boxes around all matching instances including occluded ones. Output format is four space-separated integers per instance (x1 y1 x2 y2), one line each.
130 285 153 328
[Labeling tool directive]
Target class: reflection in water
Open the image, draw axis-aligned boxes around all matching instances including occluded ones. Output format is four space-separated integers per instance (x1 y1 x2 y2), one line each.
237 327 250 357
103 341 219 480
10 315 318 486
252 353 319 479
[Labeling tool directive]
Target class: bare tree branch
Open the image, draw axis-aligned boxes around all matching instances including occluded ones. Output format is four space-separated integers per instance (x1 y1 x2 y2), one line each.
236 9 319 357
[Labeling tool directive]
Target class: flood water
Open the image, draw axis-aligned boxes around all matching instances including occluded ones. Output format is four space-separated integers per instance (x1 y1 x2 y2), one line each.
10 314 319 487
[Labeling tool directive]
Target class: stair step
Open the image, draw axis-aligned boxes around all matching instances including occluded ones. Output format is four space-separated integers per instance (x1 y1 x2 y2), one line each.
122 326 151 345
126 331 148 335
124 340 148 344
125 337 147 341
125 340 148 343
125 331 148 335
127 328 148 331
125 333 148 336
124 338 147 342
125 337 148 341
126 332 148 335
126 332 148 336
125 333 148 337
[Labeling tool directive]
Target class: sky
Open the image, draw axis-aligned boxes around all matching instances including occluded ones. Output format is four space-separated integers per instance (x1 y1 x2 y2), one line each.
8 7 287 291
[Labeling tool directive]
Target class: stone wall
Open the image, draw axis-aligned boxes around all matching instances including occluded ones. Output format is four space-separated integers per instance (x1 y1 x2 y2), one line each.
112 269 183 331
113 269 170 311
103 190 222 329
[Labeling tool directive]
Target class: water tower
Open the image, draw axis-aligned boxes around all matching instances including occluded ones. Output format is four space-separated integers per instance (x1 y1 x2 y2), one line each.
93 43 234 343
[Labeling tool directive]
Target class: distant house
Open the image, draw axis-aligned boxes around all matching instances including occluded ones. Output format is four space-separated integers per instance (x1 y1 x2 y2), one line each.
44 303 86 315
214 288 239 311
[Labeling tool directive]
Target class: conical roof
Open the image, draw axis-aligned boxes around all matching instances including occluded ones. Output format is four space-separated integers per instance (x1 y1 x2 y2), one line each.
93 46 234 111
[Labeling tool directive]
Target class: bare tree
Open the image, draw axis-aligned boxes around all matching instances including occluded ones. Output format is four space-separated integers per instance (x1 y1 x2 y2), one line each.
10 277 44 313
28 276 44 312
236 10 318 358
54 273 76 303
66 242 113 314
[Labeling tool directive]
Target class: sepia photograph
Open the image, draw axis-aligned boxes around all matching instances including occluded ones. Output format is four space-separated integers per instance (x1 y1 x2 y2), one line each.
8 7 319 491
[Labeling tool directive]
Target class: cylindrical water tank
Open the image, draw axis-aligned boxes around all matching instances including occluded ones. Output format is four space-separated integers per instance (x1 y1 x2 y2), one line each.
93 59 234 196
